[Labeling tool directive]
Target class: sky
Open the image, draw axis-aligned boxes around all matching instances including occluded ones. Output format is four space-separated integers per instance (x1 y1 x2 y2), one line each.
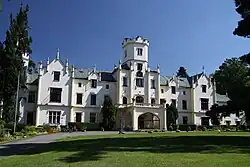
0 0 249 76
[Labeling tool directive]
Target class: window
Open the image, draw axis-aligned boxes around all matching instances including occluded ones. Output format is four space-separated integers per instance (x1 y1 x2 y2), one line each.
76 113 82 123
28 91 36 103
161 89 164 93
137 63 143 71
171 99 176 107
135 96 144 103
137 48 143 56
151 79 155 89
123 97 127 104
91 79 97 88
183 91 186 95
50 88 62 103
123 77 128 87
124 50 127 58
136 71 143 77
49 111 61 124
182 100 187 110
171 86 176 94
183 116 188 124
76 93 83 105
90 113 96 123
160 99 166 104
202 85 207 93
106 84 109 89
53 71 60 82
78 83 82 87
151 98 156 104
200 98 209 110
91 94 96 105
136 78 144 87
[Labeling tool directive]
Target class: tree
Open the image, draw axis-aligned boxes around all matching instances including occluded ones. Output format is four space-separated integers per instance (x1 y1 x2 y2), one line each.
101 96 117 130
166 104 178 128
0 4 32 122
213 57 250 122
177 66 189 77
233 0 250 37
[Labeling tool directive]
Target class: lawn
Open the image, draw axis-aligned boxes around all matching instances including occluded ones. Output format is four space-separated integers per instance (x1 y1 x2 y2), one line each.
1 132 250 167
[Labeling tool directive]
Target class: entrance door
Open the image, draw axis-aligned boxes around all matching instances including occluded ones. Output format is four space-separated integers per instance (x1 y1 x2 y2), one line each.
27 112 34 125
76 113 82 123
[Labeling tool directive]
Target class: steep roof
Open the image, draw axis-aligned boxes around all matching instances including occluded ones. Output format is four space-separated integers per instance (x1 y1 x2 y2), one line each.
216 93 230 102
26 72 38 85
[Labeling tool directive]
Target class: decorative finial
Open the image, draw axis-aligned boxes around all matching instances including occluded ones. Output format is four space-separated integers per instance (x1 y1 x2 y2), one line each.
56 48 60 60
47 57 49 62
202 65 205 74
93 64 96 72
119 60 121 65
66 58 69 65
157 64 160 69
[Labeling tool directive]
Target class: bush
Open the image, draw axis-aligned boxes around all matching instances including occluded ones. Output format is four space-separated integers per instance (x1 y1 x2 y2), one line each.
24 126 36 133
4 124 26 133
42 124 52 132
178 124 196 131
169 125 173 131
68 122 100 131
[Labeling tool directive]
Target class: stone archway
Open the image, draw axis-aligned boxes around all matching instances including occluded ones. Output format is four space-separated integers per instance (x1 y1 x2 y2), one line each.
138 112 160 129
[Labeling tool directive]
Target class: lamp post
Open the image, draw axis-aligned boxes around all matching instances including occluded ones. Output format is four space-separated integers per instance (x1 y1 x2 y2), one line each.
13 70 20 134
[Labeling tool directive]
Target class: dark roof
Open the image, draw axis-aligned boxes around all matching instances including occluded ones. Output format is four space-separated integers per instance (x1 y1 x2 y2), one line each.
121 63 130 70
26 73 38 85
100 72 116 82
74 68 89 79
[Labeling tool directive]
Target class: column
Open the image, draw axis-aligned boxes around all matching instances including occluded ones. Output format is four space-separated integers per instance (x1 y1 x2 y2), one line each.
132 108 137 130
163 107 167 131
129 70 133 103
156 73 161 104
35 76 41 126
147 71 151 104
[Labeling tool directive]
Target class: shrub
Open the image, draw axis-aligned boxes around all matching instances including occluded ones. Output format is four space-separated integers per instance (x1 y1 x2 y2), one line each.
68 122 100 131
43 124 52 132
169 125 173 131
24 126 36 133
4 124 26 133
178 124 196 131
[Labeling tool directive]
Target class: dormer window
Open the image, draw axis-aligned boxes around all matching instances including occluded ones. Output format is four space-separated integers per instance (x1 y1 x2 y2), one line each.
202 85 207 93
53 71 60 82
91 79 97 88
137 48 143 56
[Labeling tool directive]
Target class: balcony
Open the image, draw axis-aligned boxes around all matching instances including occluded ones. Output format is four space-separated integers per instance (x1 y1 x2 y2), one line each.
117 103 164 109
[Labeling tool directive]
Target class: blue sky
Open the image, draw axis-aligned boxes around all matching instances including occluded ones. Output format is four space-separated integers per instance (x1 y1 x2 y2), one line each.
0 0 249 76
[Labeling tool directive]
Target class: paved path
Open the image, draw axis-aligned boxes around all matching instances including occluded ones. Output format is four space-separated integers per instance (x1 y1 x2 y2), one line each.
0 131 130 158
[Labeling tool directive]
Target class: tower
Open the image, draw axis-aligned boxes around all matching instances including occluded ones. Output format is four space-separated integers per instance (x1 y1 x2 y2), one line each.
122 36 149 70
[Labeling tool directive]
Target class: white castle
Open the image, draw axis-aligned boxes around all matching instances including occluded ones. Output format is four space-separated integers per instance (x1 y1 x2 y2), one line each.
18 36 241 130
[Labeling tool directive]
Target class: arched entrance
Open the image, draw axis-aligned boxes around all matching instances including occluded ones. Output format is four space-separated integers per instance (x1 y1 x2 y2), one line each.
138 112 160 129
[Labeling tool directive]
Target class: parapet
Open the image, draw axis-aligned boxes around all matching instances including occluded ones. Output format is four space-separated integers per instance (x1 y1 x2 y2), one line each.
122 36 149 48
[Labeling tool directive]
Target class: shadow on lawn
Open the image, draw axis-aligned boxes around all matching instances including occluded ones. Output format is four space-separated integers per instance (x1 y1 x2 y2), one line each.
1 135 250 163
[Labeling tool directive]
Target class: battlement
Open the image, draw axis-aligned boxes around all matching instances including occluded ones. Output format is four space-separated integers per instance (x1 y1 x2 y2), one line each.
122 36 149 48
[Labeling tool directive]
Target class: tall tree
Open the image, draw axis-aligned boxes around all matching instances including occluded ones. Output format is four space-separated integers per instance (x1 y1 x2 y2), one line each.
0 4 32 122
177 66 188 77
166 104 178 128
233 0 250 37
101 96 117 130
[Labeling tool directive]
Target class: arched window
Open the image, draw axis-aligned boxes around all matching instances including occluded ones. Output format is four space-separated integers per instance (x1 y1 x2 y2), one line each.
123 97 127 104
136 96 144 104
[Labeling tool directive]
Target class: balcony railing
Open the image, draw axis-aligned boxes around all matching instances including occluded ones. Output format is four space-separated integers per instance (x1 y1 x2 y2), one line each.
117 103 164 108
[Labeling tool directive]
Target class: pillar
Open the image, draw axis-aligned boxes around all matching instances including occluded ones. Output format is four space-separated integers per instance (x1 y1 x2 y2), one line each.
147 70 151 104
132 107 137 130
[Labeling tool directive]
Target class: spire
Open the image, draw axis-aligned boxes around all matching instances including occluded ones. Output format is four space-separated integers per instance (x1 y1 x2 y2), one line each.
118 60 121 69
56 48 60 60
157 64 160 73
202 65 205 74
65 58 69 74
93 64 96 72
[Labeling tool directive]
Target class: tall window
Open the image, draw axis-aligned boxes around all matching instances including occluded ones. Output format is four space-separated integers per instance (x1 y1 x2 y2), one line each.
106 84 109 89
182 100 187 110
28 91 36 103
151 79 155 89
90 113 96 123
171 99 176 107
49 111 61 124
50 88 62 103
91 94 97 105
200 98 209 110
202 85 207 93
137 48 143 56
151 98 156 104
171 86 176 94
160 99 166 104
137 63 143 71
136 78 144 87
123 77 128 87
76 93 83 105
78 83 82 87
123 97 127 104
53 71 60 82
161 89 164 93
183 116 188 124
91 79 97 88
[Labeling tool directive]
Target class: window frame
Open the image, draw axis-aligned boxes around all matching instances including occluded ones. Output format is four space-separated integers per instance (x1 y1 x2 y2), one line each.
48 111 61 124
137 48 143 56
171 86 176 94
53 71 60 82
90 112 97 123
91 79 97 88
49 88 62 103
90 94 97 105
182 100 187 110
76 93 83 105
200 98 209 110
28 91 36 103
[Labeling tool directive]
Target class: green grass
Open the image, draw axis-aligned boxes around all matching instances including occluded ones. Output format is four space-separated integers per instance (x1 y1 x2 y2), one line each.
1 132 250 167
